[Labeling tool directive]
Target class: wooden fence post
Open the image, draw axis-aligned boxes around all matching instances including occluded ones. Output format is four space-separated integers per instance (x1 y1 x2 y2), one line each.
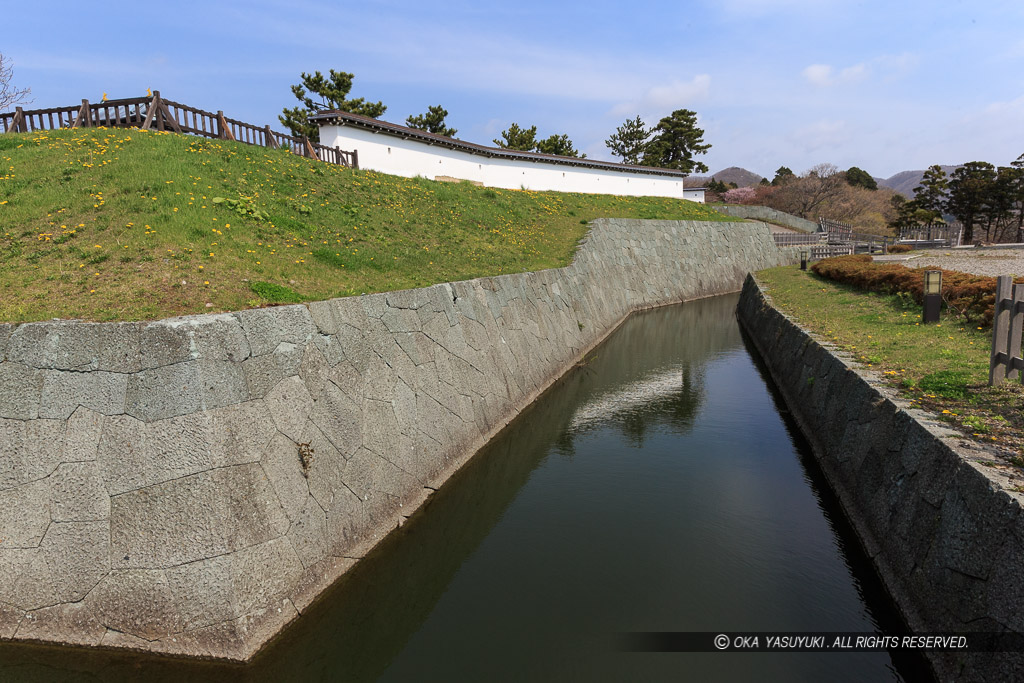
72 99 92 129
141 92 159 130
990 276 1014 385
217 112 234 141
302 135 318 160
10 107 26 132
1009 283 1024 382
265 125 279 149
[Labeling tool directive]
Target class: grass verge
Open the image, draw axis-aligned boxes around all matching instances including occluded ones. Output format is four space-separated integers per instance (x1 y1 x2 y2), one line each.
755 265 1024 459
0 127 734 322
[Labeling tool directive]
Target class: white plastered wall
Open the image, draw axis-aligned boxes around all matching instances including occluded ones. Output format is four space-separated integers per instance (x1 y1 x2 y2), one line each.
319 124 704 202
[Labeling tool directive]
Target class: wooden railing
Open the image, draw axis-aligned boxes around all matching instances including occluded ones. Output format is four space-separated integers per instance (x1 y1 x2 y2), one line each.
819 217 854 242
0 91 357 169
990 275 1024 386
816 218 891 254
772 232 826 247
809 243 854 259
898 223 962 246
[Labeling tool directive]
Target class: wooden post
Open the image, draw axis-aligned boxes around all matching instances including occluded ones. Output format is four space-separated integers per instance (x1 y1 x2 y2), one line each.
72 99 92 129
351 149 358 169
302 135 318 160
217 112 234 141
141 91 159 130
1009 284 1024 382
9 107 25 133
265 125 279 149
990 276 1014 386
159 102 182 133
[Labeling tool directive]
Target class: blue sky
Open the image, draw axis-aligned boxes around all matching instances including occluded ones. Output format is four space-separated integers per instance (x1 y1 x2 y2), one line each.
5 0 1023 180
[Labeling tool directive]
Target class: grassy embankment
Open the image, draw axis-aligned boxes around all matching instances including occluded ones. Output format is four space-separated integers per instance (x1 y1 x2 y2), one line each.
756 265 1024 459
0 127 733 322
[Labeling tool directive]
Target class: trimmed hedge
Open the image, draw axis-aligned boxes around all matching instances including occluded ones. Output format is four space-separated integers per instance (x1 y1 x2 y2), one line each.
810 254 1017 326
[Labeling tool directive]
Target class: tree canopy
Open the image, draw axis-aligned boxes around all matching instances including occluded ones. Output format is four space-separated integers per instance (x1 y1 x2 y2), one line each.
493 124 583 157
947 162 997 244
535 133 583 158
706 177 730 194
845 166 877 191
280 69 386 141
771 166 795 186
641 109 710 174
493 123 538 151
604 116 650 165
913 164 948 220
405 105 457 137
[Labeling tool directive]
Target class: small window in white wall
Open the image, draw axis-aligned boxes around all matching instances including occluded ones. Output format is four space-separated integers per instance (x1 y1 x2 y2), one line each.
387 147 391 154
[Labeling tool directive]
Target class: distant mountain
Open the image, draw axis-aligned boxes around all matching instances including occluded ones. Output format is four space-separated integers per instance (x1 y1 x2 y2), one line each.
876 165 962 198
690 164 970 197
691 166 765 187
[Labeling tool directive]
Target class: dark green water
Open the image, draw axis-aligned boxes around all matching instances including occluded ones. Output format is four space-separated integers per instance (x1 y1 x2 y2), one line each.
0 294 932 682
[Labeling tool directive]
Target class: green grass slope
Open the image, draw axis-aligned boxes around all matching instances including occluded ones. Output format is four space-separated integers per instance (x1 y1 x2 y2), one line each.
0 128 735 322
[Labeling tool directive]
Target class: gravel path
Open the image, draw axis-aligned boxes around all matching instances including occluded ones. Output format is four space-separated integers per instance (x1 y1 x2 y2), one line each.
875 248 1024 277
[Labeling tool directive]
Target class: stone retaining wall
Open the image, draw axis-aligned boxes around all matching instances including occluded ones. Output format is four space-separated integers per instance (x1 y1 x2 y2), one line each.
716 204 818 233
0 219 791 661
737 275 1024 682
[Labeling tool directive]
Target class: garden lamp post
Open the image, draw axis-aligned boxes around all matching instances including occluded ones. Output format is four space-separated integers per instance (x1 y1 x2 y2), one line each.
800 249 808 271
923 270 942 323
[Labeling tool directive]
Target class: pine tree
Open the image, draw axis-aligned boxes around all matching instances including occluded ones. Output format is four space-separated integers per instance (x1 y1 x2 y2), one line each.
605 116 650 165
493 123 538 151
280 69 386 142
641 109 710 174
406 105 457 137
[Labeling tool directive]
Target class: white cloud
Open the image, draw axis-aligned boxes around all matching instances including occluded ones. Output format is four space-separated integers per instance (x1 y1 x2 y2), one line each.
802 64 833 86
873 52 919 79
983 94 1024 117
608 74 711 118
839 63 867 82
802 62 867 87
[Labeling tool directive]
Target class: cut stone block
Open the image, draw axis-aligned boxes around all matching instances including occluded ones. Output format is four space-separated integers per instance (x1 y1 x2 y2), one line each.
261 432 312 524
0 479 52 547
229 537 304 617
310 383 361 458
0 362 44 420
265 376 313 442
235 306 315 357
287 496 329 569
89 569 183 641
5 322 142 373
110 463 289 569
0 419 66 490
62 406 104 463
242 343 303 399
125 362 202 422
165 555 235 631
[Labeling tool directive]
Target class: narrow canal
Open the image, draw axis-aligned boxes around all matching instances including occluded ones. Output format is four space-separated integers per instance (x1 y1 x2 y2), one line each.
0 294 932 682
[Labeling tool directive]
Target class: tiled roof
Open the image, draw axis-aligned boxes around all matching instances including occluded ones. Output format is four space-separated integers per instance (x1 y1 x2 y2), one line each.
311 110 704 183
